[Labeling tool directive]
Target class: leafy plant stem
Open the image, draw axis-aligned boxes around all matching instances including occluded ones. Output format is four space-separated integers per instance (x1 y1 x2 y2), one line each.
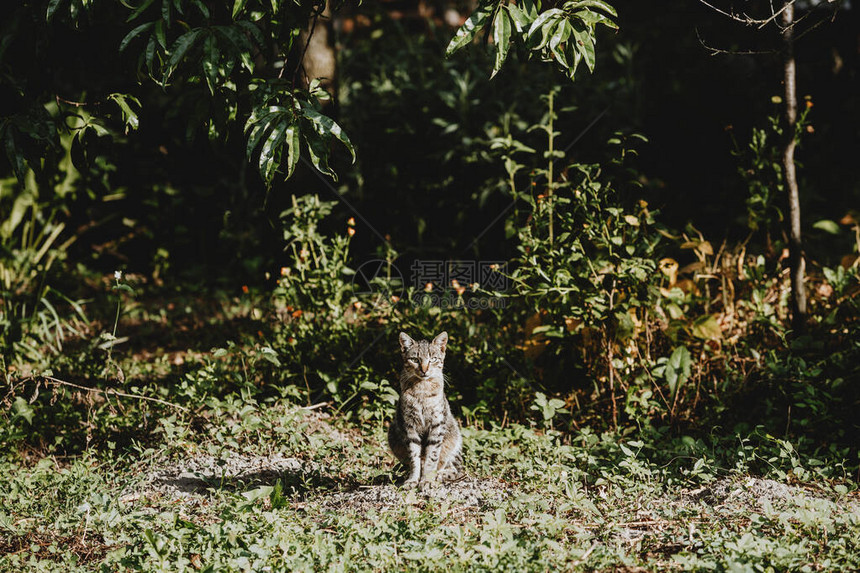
607 278 617 429
547 88 555 245
106 273 124 373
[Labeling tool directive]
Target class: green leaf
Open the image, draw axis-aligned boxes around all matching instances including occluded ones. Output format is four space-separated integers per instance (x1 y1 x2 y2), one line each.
162 0 171 27
144 34 158 76
165 29 204 80
215 24 254 52
284 125 300 179
119 22 154 52
305 132 334 180
813 219 841 235
108 93 141 131
527 9 564 47
126 0 156 22
491 9 512 78
301 106 356 164
46 0 66 22
214 25 257 72
565 37 581 78
259 118 289 185
665 346 691 397
445 1 494 57
3 128 28 182
12 397 34 425
202 34 219 95
563 0 618 17
232 0 248 19
154 19 166 49
235 20 265 48
113 283 136 294
691 314 722 341
506 3 529 33
245 109 285 161
189 0 207 17
0 188 34 240
577 9 619 29
549 21 572 68
581 33 595 72
570 19 594 73
520 0 539 19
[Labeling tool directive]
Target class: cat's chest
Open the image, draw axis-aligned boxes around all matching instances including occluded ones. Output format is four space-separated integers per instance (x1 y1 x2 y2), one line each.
401 390 445 430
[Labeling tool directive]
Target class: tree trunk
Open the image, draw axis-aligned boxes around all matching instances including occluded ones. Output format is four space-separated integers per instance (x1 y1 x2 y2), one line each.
298 4 337 95
781 2 807 331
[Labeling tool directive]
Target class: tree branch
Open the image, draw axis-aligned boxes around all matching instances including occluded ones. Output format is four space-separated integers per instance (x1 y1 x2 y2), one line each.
19 375 189 412
694 0 796 25
695 28 778 56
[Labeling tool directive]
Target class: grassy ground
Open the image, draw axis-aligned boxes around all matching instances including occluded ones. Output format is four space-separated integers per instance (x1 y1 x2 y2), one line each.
2 391 859 572
2 289 859 572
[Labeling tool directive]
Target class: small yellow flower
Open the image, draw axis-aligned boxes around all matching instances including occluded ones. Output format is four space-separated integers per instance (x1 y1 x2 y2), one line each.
347 227 356 237
424 282 434 292
347 217 356 226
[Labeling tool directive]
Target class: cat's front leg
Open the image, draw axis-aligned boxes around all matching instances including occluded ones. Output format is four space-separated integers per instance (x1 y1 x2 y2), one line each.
404 429 422 483
420 424 445 481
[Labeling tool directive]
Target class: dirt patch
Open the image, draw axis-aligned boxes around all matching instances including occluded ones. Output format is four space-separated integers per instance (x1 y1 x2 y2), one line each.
321 477 512 512
123 452 314 502
676 476 860 513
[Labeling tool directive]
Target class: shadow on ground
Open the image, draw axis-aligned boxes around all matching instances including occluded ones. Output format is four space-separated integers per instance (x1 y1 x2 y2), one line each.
124 450 511 511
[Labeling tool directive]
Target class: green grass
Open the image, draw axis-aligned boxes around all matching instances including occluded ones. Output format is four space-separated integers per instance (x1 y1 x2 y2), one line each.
2 391 858 572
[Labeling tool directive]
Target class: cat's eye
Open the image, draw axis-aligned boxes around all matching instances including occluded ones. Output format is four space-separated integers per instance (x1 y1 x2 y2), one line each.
408 358 418 364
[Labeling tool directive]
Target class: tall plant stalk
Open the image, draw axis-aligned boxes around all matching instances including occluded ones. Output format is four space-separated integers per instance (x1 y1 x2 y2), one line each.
781 2 807 330
546 89 555 245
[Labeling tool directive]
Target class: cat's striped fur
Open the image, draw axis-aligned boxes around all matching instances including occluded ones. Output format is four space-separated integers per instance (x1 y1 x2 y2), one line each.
388 331 464 483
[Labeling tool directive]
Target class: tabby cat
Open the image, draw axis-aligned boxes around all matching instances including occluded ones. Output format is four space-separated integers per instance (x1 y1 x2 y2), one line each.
388 331 464 483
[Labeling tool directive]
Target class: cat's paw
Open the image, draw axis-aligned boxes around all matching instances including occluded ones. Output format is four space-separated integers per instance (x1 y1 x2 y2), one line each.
401 476 420 487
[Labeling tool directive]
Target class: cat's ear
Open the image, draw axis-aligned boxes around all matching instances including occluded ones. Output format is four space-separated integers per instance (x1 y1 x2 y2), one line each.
432 331 448 353
399 332 415 353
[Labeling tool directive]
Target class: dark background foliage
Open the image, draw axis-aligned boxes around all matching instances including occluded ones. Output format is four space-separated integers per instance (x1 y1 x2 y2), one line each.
1 0 859 461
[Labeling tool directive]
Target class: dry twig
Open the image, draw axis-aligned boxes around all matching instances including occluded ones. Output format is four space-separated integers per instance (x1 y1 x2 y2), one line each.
18 375 189 412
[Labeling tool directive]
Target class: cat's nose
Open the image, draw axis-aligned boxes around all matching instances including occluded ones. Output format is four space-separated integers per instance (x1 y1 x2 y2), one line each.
420 361 430 374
